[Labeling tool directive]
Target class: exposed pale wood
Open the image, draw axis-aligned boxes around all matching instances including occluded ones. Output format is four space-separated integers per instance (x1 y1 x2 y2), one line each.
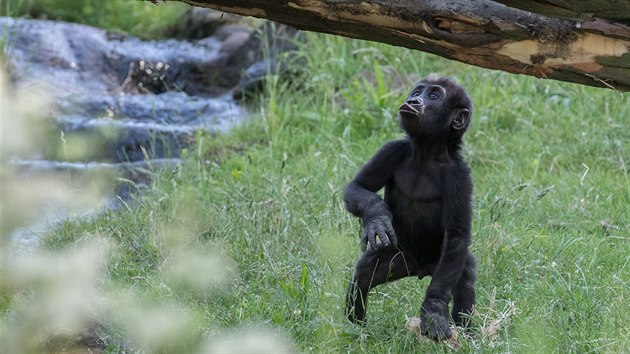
178 0 630 91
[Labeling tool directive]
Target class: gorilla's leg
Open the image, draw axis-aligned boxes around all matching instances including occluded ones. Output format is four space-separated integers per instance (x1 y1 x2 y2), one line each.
346 247 416 323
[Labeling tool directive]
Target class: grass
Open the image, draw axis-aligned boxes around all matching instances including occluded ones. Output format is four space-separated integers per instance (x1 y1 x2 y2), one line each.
2 8 630 353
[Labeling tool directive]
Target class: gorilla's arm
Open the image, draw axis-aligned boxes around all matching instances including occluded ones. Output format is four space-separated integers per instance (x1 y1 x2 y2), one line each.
343 140 409 250
422 162 473 319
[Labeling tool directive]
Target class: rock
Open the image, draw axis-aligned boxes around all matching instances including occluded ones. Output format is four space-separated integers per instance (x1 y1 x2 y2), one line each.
231 22 304 99
219 28 253 56
164 7 241 40
3 17 118 93
54 91 240 162
214 24 251 42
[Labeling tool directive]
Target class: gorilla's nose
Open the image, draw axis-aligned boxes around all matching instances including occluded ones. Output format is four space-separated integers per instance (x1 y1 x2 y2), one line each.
407 96 424 106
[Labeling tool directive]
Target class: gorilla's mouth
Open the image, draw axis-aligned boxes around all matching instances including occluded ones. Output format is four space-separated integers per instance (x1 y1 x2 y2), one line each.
399 103 424 115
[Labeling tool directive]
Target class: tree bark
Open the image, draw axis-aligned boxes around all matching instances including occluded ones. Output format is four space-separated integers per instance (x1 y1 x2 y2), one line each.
179 0 630 91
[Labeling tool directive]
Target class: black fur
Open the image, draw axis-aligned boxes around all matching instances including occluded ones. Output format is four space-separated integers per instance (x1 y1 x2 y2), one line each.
344 76 476 340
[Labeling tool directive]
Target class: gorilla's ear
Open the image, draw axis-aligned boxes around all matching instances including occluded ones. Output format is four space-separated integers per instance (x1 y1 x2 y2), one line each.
452 108 470 130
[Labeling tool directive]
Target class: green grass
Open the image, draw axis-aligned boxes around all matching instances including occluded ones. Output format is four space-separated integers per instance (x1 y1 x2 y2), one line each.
2 18 630 354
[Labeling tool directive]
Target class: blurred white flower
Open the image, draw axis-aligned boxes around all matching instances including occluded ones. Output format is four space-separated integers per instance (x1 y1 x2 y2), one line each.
0 69 52 158
108 292 199 352
162 246 238 294
0 238 109 352
0 68 107 236
200 326 296 354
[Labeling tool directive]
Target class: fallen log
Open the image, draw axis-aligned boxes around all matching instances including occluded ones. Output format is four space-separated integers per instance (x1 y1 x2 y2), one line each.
177 0 630 91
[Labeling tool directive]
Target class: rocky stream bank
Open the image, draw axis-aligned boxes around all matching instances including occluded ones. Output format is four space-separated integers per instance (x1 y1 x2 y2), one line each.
1 9 300 251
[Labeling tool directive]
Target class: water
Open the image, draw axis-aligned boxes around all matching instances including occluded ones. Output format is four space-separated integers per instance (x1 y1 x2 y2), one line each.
1 17 249 251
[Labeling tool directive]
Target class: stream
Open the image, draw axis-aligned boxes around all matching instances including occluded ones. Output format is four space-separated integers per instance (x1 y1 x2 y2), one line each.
0 15 279 251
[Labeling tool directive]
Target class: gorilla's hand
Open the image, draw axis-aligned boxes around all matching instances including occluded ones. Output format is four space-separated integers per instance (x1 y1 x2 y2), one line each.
420 298 452 340
361 216 397 251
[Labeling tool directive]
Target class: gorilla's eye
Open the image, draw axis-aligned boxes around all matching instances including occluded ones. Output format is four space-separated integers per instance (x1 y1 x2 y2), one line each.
411 85 425 97
428 91 439 100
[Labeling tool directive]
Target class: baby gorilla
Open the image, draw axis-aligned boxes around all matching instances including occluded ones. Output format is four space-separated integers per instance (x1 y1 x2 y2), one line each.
344 76 476 340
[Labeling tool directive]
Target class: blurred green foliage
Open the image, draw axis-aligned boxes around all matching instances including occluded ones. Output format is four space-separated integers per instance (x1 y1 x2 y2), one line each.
1 0 190 38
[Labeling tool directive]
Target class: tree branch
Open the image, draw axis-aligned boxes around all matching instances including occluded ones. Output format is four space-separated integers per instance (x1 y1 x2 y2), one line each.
180 0 630 91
